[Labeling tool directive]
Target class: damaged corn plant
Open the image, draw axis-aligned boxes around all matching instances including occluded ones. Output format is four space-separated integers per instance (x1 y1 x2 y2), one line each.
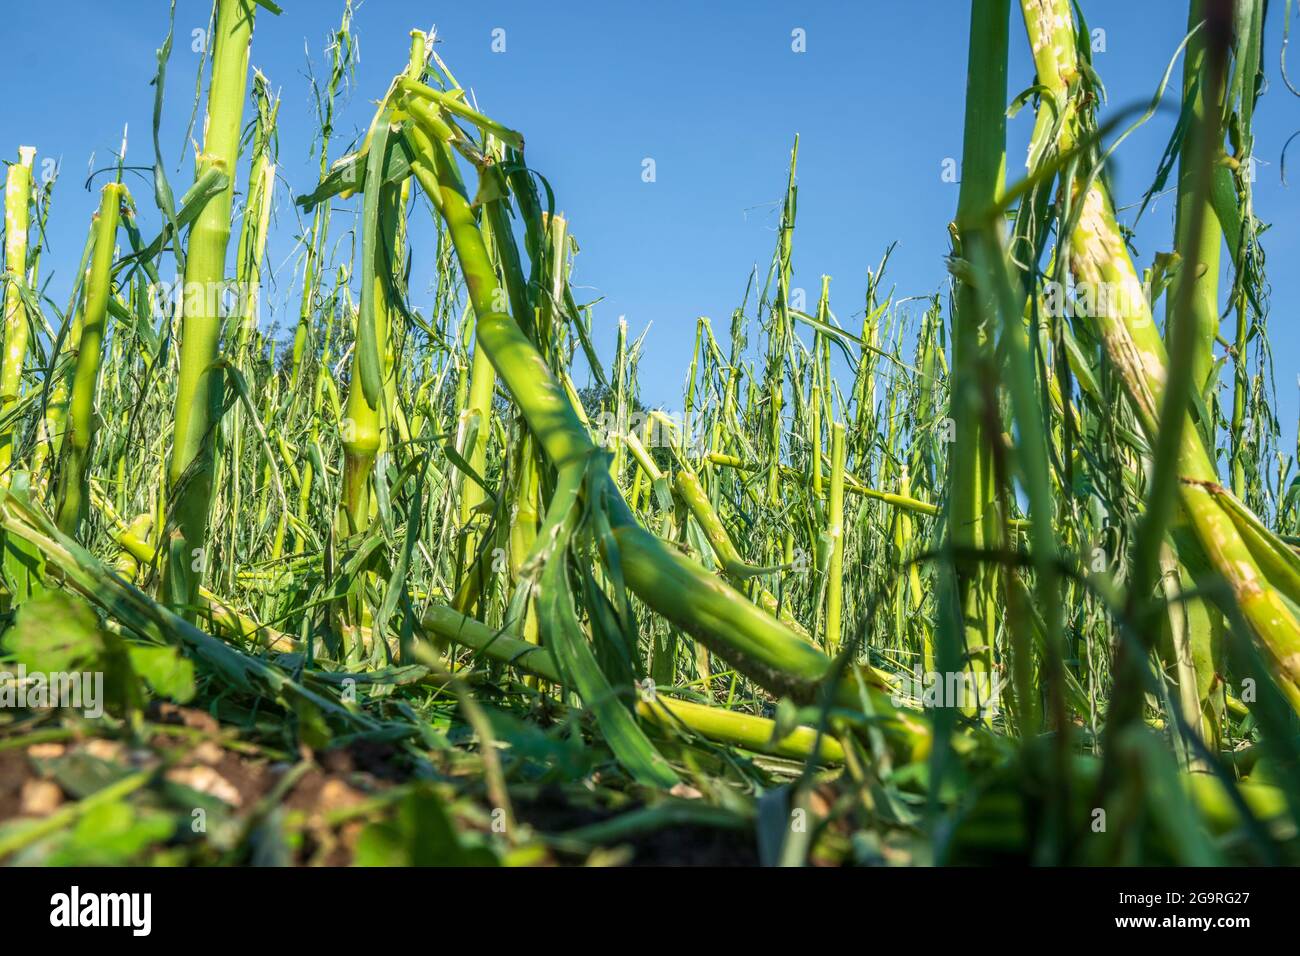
0 0 1298 867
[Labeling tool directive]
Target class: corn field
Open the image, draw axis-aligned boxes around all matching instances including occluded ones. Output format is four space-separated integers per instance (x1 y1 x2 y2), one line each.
1 0 1299 870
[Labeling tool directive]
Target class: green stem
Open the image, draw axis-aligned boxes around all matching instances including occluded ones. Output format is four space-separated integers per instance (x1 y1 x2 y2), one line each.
949 0 1009 711
0 146 36 479
825 421 846 655
54 184 123 536
164 0 255 614
420 603 844 763
1171 0 1225 409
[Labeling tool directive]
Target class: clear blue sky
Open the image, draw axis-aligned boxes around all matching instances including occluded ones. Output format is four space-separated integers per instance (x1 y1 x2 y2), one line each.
5 0 1300 467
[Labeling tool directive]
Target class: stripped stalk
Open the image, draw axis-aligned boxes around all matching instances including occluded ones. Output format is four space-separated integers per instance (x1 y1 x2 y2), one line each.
163 0 255 614
0 147 36 480
949 0 1009 714
1171 0 1226 411
825 421 846 655
54 184 124 535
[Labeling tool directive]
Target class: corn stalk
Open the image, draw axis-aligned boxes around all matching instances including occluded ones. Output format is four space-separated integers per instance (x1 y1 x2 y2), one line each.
54 184 124 535
164 0 256 614
1018 0 1300 709
0 147 37 480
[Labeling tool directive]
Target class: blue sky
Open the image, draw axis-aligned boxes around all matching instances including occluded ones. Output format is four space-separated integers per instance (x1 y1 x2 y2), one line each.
5 0 1300 464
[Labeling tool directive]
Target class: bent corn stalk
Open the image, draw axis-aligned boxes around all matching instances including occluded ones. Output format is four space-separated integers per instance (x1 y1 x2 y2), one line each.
1018 0 1300 707
420 603 845 764
390 84 927 749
